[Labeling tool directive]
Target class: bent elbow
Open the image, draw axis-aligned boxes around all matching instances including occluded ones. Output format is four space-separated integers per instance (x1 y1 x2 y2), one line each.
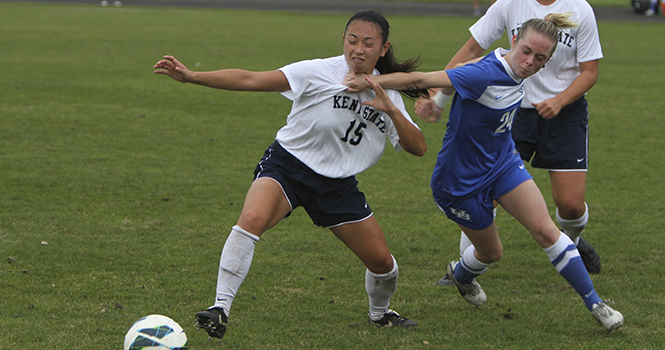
410 144 427 157
399 136 427 157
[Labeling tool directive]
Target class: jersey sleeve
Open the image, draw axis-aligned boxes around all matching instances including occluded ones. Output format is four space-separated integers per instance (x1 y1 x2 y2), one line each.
575 5 603 63
278 58 346 101
469 0 509 50
446 62 490 101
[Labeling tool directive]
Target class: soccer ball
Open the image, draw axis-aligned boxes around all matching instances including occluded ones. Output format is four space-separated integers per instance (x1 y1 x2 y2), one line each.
123 314 188 350
632 0 650 13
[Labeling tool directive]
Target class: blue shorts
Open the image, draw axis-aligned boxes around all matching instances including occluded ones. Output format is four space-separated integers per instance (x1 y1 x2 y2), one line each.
512 97 589 170
253 141 373 228
433 160 532 230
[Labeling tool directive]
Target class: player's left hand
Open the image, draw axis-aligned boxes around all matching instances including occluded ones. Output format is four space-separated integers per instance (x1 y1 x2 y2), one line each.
361 76 398 114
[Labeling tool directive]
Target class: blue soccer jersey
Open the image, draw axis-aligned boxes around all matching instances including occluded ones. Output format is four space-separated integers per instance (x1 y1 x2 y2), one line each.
431 48 527 200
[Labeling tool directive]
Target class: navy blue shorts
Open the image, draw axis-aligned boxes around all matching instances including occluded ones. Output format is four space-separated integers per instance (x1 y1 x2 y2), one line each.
512 97 589 170
253 141 373 228
433 157 532 230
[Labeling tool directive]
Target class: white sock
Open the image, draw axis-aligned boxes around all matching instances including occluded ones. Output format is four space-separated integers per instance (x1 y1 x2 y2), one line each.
557 202 588 245
459 231 472 258
214 225 260 316
455 245 489 284
366 255 398 321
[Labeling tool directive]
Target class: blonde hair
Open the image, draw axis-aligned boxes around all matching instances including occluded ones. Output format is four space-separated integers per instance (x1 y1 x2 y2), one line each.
516 12 579 55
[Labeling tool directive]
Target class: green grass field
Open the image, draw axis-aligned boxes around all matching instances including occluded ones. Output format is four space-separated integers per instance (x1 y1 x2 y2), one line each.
1 2 664 349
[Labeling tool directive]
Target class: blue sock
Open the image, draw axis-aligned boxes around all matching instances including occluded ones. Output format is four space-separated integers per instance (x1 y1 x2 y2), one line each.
454 246 488 284
545 234 601 311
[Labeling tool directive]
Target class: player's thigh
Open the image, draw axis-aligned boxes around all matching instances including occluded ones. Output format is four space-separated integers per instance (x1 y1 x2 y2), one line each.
550 170 587 218
497 179 559 247
237 177 292 236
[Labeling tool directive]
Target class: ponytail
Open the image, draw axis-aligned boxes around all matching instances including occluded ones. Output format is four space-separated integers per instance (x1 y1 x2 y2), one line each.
517 12 579 55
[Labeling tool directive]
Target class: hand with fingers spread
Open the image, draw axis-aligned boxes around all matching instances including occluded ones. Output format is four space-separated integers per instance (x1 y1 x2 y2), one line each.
361 76 399 115
153 55 192 83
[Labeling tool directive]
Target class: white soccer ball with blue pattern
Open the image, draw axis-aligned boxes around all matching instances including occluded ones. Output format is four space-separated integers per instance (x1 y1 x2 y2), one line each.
124 314 188 350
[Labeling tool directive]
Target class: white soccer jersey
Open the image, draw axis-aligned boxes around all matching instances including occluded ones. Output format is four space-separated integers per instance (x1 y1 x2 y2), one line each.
276 55 416 178
470 0 603 107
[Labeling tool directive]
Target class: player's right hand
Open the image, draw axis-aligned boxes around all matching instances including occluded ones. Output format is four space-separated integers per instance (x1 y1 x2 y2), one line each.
343 70 371 93
414 97 443 122
153 55 191 83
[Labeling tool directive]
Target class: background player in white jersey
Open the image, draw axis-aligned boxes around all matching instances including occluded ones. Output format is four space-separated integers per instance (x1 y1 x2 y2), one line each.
418 0 603 275
154 10 428 340
345 13 623 331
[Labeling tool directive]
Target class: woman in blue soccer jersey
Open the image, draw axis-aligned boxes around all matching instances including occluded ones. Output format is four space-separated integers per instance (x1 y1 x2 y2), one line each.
154 10 428 340
344 14 623 331
419 0 604 275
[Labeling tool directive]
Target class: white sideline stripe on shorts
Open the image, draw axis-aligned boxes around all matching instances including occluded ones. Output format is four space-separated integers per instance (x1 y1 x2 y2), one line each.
540 169 589 172
324 212 374 229
256 176 293 212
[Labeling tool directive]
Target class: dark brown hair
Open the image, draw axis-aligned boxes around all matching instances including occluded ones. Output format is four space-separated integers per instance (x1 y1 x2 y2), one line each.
346 10 428 99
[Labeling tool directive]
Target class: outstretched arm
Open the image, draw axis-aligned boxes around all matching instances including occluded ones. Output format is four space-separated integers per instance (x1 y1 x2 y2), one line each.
414 37 486 122
361 77 426 157
153 55 290 92
345 70 453 94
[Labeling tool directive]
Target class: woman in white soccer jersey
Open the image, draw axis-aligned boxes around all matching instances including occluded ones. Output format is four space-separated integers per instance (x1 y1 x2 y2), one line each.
345 14 623 331
154 10 427 340
418 0 603 275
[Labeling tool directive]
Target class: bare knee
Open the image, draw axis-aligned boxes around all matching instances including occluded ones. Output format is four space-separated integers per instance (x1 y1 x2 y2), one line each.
530 225 561 248
556 200 586 219
553 189 586 219
366 254 394 274
237 209 270 235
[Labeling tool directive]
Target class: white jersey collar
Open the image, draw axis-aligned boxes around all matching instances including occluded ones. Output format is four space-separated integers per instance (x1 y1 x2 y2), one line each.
494 48 522 83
